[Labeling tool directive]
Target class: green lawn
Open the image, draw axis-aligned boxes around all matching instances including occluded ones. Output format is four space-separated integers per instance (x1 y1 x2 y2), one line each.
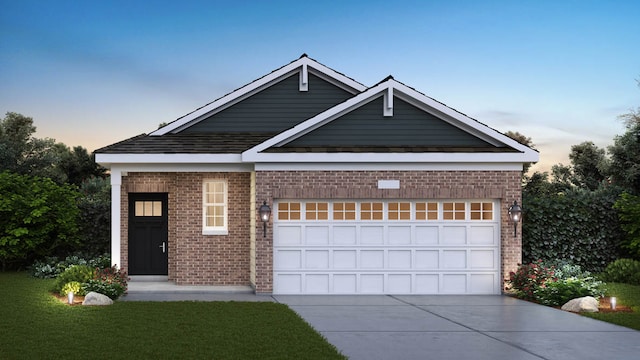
0 273 346 360
583 283 640 331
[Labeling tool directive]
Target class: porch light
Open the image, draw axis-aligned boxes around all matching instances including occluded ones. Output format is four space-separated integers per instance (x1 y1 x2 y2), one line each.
259 201 271 238
508 200 522 237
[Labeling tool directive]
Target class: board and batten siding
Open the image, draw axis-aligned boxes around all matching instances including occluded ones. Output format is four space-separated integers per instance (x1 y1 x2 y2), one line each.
182 73 355 133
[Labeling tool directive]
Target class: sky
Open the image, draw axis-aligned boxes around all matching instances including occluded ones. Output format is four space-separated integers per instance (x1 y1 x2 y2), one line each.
1 0 639 173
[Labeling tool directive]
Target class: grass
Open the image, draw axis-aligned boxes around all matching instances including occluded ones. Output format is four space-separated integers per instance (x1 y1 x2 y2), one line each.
0 272 346 360
583 282 640 330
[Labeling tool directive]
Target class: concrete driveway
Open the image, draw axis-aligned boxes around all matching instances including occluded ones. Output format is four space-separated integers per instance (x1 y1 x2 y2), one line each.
274 295 640 360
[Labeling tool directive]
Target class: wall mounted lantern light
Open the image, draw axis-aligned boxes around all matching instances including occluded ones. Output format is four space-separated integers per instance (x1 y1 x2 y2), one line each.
259 201 272 237
508 200 522 237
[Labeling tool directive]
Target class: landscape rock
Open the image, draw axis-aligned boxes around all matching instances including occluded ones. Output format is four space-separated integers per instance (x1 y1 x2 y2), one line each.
82 292 113 306
561 296 599 313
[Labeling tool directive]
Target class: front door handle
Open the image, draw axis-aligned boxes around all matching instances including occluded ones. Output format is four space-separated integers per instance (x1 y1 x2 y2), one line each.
159 242 166 253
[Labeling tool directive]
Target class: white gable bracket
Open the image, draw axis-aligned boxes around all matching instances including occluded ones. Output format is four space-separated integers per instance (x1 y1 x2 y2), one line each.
383 86 393 117
299 63 308 92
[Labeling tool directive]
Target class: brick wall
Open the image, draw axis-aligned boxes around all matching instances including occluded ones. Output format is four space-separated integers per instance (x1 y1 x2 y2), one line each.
121 172 251 285
254 170 522 293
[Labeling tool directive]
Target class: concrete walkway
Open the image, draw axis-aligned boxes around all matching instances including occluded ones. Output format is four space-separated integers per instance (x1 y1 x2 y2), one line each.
121 282 640 360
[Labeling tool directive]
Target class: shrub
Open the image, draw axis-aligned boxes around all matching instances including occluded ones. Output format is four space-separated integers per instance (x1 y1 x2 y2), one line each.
600 258 640 284
31 253 111 279
506 260 556 301
83 265 128 300
523 186 624 273
0 171 80 270
61 281 85 296
52 265 95 295
534 277 606 307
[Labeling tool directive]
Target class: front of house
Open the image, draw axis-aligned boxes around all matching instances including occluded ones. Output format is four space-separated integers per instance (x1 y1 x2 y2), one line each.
95 55 538 295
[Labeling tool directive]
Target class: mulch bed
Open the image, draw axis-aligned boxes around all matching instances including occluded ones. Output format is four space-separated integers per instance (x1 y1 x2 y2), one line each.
52 293 85 306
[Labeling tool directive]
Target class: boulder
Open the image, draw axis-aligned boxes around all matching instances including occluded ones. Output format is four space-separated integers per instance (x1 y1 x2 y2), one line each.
561 296 599 313
82 292 113 306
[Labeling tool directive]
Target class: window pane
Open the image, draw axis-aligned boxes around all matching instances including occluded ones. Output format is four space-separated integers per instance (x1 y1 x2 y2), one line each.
135 201 144 216
153 201 162 216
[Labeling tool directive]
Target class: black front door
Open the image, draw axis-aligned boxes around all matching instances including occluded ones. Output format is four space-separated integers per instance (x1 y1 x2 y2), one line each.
128 193 168 275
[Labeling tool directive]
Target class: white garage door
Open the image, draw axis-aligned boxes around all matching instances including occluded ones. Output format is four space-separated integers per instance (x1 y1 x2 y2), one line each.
273 200 501 294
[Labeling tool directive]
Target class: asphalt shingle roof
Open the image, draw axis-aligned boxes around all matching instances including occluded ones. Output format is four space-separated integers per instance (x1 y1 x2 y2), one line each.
95 133 277 154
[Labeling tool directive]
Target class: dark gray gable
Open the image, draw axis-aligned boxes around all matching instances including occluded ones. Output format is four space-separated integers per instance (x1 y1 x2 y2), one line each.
274 95 506 152
181 72 354 134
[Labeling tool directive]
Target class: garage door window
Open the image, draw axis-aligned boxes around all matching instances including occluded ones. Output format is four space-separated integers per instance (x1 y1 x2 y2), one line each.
306 202 328 220
361 202 383 220
278 202 301 220
443 202 465 220
471 202 493 220
334 202 356 220
416 202 438 220
388 202 411 220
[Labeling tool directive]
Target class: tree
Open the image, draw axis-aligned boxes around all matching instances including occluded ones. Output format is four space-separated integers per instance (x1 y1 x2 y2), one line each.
76 176 111 256
0 172 80 270
608 123 640 192
569 141 608 190
0 112 105 185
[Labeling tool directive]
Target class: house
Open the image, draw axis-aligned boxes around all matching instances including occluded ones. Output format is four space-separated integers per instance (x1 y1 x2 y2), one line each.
95 55 538 295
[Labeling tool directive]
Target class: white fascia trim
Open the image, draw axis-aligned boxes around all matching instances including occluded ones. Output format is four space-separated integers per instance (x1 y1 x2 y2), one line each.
255 162 524 171
150 57 367 136
96 153 243 164
245 151 539 163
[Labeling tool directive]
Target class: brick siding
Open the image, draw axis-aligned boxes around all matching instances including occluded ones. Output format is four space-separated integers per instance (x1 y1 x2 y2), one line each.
120 170 521 292
121 172 251 285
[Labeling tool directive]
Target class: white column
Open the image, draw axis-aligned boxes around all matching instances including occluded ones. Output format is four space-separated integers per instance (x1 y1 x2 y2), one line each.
110 170 122 268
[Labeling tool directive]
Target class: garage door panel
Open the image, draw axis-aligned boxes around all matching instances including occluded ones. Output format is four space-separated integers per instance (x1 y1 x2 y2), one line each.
470 250 496 269
416 226 439 244
306 274 330 293
442 250 467 269
274 200 500 295
305 250 329 269
334 274 357 293
334 250 357 268
415 250 439 269
470 274 496 294
361 250 384 268
389 250 412 268
442 274 467 294
306 226 330 245
388 274 412 293
469 226 496 245
415 274 439 294
389 226 412 244
441 226 467 245
334 226 357 245
275 274 302 293
275 250 302 269
361 226 384 244
276 226 302 245
361 274 384 293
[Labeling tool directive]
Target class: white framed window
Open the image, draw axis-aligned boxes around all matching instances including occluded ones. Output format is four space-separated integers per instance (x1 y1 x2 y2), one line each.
203 180 228 235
